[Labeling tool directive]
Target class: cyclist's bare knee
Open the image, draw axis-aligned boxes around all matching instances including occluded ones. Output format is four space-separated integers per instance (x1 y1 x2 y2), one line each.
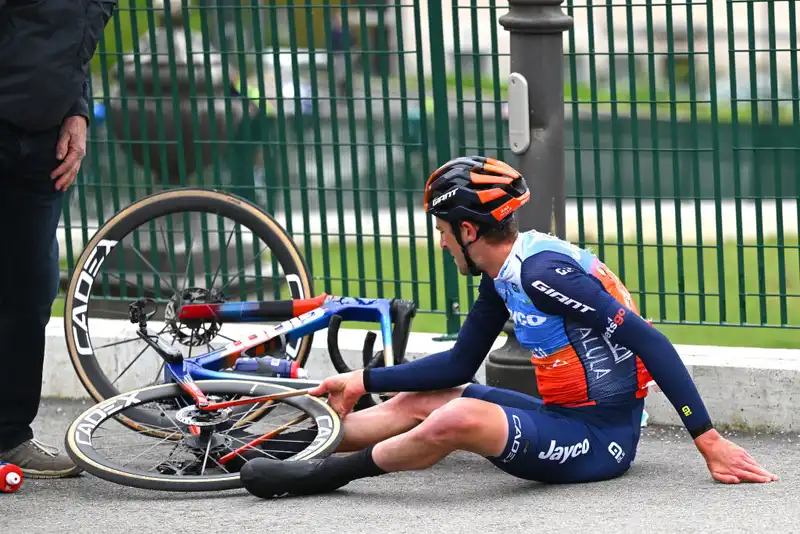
414 397 507 457
386 386 468 423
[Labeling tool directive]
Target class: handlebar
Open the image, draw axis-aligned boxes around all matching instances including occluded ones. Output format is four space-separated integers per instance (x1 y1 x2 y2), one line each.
328 298 416 374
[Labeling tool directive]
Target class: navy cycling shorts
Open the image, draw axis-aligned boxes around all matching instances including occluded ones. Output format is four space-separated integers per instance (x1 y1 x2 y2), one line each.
462 384 644 484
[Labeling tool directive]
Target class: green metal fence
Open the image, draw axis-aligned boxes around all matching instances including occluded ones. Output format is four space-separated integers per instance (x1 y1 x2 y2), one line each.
61 0 799 342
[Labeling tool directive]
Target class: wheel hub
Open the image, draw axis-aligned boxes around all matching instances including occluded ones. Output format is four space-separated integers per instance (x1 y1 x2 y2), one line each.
164 287 225 347
175 404 233 427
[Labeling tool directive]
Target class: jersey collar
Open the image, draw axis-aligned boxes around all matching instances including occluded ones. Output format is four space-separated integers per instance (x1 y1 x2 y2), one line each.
494 232 526 282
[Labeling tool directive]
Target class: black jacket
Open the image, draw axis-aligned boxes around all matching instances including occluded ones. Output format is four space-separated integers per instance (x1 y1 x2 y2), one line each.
0 0 116 132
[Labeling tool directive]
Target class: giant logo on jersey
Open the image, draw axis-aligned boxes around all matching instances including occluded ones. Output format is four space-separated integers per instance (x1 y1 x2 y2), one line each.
531 280 596 313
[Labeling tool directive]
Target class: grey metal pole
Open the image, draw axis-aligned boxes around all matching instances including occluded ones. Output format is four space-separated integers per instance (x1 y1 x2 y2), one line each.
485 0 573 396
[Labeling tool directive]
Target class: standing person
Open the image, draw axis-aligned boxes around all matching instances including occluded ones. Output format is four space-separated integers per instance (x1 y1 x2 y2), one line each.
0 0 116 478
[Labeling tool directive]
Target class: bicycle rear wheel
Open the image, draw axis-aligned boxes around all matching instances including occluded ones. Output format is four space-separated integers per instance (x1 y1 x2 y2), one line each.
64 188 314 426
65 380 342 492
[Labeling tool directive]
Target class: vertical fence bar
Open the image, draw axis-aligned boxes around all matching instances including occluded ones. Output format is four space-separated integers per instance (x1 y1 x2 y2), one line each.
488 0 505 161
94 26 113 299
665 4 686 323
411 0 436 317
321 1 349 298
766 1 787 326
160 3 189 297
75 78 96 268
566 1 586 249
196 5 214 292
198 2 224 193
284 6 314 276
392 1 418 307
229 0 258 296
209 3 239 294
684 0 705 322
726 1 747 325
604 2 625 283
303 1 332 296
375 6 401 299
339 1 367 298
428 0 460 335
86 71 104 253
264 0 294 266
745 2 767 324
705 0 726 325
470 0 486 158
355 4 383 298
465 0 484 311
625 1 646 317
450 0 467 323
247 0 272 300
586 0 605 258
645 2 666 321
790 2 800 286
163 2 200 299
451 1 466 162
97 16 127 299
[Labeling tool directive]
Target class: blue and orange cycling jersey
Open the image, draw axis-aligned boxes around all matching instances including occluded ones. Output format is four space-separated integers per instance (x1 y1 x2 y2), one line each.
364 230 713 439
492 231 653 408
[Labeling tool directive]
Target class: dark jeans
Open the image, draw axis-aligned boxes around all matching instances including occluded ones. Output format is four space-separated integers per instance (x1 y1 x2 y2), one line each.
0 120 65 451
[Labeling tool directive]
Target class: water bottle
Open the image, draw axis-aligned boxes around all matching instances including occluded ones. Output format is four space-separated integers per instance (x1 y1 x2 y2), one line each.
0 462 23 493
233 356 307 379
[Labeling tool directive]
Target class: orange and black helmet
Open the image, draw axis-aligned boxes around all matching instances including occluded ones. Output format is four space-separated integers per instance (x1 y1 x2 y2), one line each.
423 156 530 228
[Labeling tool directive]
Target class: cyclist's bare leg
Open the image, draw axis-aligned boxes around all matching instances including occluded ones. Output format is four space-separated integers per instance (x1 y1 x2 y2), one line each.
336 387 467 452
371 397 508 472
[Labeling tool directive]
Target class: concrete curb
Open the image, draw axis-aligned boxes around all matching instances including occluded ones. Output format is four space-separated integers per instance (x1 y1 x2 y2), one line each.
43 318 800 432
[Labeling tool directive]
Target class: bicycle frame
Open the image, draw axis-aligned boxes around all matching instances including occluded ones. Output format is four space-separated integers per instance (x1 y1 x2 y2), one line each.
130 294 416 409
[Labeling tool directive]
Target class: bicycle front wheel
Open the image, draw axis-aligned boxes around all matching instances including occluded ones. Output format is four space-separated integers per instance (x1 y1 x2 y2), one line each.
65 380 343 492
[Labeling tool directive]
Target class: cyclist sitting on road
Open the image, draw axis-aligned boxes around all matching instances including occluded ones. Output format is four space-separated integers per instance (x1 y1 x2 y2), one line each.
240 156 779 498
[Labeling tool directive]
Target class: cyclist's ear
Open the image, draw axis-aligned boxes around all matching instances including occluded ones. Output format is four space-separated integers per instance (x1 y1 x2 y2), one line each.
459 220 480 244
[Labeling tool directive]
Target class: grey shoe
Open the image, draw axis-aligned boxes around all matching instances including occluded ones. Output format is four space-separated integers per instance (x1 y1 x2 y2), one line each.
0 439 83 479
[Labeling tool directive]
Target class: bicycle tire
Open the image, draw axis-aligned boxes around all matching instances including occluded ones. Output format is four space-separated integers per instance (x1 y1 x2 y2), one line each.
65 380 343 492
64 188 314 432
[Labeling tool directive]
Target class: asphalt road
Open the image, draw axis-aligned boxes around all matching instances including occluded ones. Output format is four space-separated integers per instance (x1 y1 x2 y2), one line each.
3 399 798 533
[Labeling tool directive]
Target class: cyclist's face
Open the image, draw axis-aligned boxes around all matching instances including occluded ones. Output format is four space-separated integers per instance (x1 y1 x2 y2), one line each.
436 218 468 275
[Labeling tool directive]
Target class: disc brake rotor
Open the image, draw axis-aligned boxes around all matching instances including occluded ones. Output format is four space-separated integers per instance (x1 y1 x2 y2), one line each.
163 287 225 347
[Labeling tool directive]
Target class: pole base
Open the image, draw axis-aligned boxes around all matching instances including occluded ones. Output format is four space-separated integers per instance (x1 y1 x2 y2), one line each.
485 323 540 398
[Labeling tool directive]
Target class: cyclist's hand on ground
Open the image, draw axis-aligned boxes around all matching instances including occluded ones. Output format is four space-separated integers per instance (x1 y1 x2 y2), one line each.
309 369 367 418
695 429 779 484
